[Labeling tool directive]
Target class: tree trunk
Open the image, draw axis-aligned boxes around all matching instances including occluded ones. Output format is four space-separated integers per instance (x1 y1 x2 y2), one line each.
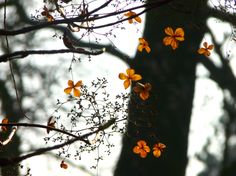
115 1 207 175
0 72 22 176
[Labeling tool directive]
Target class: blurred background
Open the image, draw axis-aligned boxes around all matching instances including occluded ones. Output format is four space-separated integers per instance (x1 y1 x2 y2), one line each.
1 0 236 176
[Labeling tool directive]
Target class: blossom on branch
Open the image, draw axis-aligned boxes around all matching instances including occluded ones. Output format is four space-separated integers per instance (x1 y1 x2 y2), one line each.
197 42 214 56
163 27 185 50
138 38 151 53
119 69 142 89
64 80 82 97
133 82 152 100
153 142 166 158
1 118 9 132
124 11 141 24
133 140 150 158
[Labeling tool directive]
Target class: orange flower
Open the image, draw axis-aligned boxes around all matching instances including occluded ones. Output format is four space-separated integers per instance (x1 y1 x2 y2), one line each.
64 80 82 97
41 6 54 22
153 142 166 158
119 69 142 89
124 11 141 24
1 118 9 132
163 27 184 50
60 161 68 169
133 83 152 100
138 38 151 53
133 140 150 158
197 42 214 56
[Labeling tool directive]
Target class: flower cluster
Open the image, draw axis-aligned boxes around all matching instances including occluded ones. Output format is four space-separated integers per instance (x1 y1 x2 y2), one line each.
119 68 152 101
133 140 166 158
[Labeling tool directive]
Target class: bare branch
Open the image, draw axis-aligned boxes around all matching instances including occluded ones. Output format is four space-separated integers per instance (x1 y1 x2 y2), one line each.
206 5 236 27
0 122 90 144
0 118 115 166
0 0 173 36
0 48 105 62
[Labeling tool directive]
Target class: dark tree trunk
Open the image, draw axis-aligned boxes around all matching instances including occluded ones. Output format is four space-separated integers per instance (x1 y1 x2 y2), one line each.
115 1 207 175
0 69 22 176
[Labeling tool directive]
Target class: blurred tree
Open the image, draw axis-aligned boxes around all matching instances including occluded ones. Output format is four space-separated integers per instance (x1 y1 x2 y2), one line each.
115 0 236 176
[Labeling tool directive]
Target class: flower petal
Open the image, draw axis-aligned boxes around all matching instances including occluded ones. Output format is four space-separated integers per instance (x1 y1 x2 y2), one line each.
119 73 128 80
135 16 142 23
126 68 135 77
140 91 149 100
203 42 208 48
144 145 150 153
133 146 141 154
137 140 147 147
164 27 174 36
131 74 142 81
171 40 179 50
137 44 144 52
163 37 174 46
140 150 147 158
208 44 214 50
133 85 143 93
74 80 82 87
64 87 72 94
175 28 184 38
139 38 145 43
153 149 161 158
67 80 74 87
124 79 131 89
145 46 151 53
73 88 81 97
197 48 206 55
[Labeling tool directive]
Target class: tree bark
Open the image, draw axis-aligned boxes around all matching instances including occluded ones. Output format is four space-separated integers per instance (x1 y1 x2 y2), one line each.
115 1 207 175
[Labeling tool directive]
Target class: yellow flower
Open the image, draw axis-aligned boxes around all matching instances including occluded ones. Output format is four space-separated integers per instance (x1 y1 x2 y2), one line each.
153 142 166 158
138 38 151 53
133 140 150 158
163 27 184 50
124 11 141 24
197 42 214 56
1 118 8 132
119 69 142 89
133 83 152 100
64 80 82 97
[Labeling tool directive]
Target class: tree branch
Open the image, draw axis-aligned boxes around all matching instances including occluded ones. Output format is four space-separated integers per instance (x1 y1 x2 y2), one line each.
0 118 115 166
0 122 90 144
0 48 105 62
207 5 236 27
0 0 173 36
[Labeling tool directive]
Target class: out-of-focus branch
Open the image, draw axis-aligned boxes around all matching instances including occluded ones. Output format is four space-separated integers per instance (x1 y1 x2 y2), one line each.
0 118 115 167
0 0 173 36
0 48 105 62
206 5 236 27
197 26 236 99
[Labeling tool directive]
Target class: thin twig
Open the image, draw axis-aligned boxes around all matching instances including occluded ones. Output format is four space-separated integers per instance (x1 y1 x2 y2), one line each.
0 119 115 166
